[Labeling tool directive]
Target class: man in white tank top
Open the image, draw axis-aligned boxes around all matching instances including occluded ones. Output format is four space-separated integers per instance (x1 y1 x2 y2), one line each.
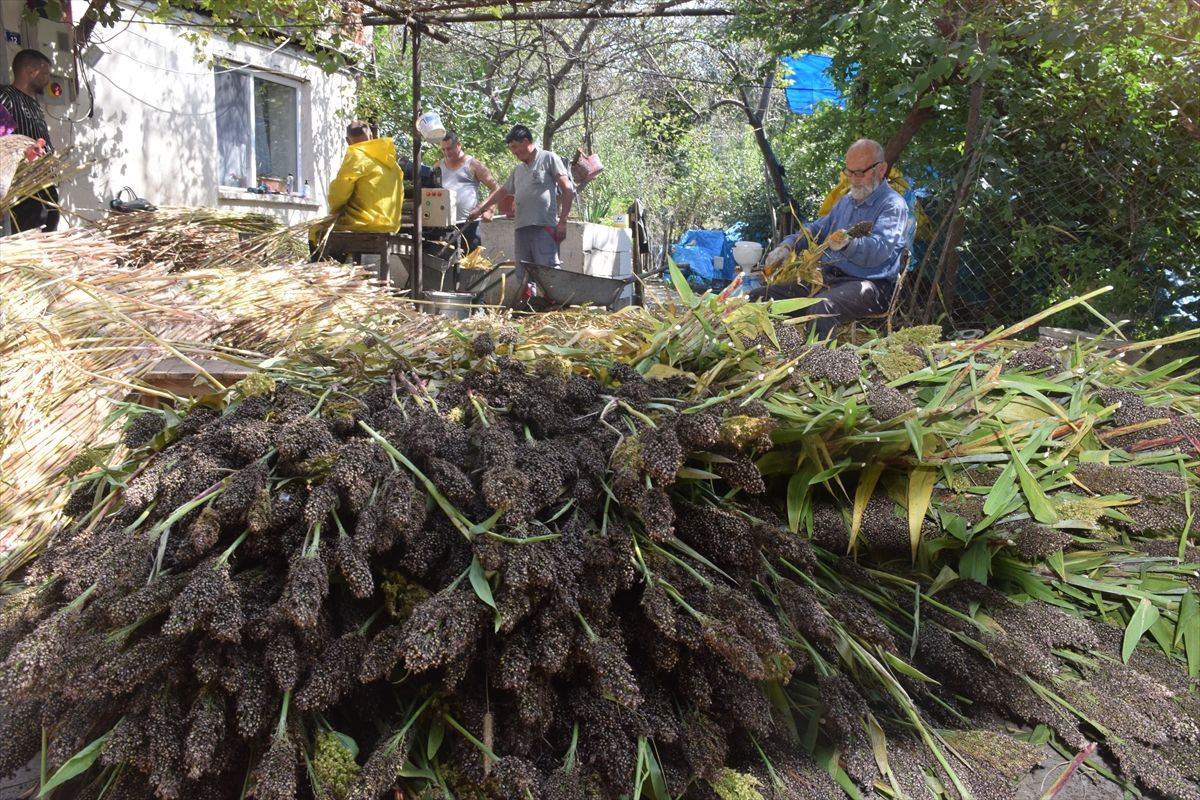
437 131 500 252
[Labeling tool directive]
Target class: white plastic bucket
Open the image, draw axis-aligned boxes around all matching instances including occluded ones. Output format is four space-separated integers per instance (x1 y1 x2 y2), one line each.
416 111 446 141
731 240 763 269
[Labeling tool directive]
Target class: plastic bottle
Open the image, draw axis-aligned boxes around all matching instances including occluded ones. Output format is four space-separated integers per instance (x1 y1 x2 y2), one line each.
286 174 294 194
300 180 311 200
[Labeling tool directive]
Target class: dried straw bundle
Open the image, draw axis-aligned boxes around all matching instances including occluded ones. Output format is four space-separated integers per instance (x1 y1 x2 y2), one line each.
92 207 302 271
0 217 421 575
0 140 86 214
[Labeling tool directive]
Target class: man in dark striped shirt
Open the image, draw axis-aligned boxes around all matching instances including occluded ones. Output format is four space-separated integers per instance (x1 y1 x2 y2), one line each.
1 48 59 233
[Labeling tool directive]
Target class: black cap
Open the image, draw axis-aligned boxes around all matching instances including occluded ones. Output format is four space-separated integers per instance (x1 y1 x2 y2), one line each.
504 124 533 143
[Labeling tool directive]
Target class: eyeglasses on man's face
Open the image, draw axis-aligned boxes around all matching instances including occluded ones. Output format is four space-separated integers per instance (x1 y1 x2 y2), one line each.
843 161 882 177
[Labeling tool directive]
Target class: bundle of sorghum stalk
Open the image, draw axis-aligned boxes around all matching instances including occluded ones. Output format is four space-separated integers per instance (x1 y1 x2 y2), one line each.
2 277 1199 799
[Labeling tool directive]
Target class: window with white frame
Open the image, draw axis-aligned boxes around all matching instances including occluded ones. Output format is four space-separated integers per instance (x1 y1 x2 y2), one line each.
215 66 303 190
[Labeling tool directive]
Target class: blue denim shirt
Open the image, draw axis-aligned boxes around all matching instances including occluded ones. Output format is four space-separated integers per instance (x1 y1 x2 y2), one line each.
782 180 909 282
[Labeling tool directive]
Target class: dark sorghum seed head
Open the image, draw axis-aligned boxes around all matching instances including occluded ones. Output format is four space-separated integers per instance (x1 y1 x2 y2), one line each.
860 493 909 557
676 500 758 571
102 572 190 627
1073 463 1187 499
830 591 896 652
265 632 298 691
640 583 679 641
359 624 407 683
676 412 721 451
681 710 724 777
1004 345 1060 374
280 554 329 629
701 619 765 680
1121 500 1189 535
752 520 817 571
426 457 479 510
233 658 274 739
1006 520 1072 560
81 633 178 698
641 425 685 485
180 505 221 562
1109 741 1200 800
0 607 85 701
585 635 643 708
336 534 374 599
123 410 166 448
400 587 490 674
162 561 243 642
712 456 766 495
806 503 844 554
147 691 185 799
997 601 1099 652
817 673 868 745
295 632 366 712
709 666 773 736
304 482 339 530
778 579 838 655
183 691 226 779
377 472 426 552
472 333 495 357
866 381 914 421
711 584 787 656
347 733 408 800
329 439 390 514
798 345 862 385
63 480 100 518
274 416 336 464
481 465 533 522
100 711 148 771
492 756 543 799
215 462 269 526
229 419 273 464
47 699 106 772
250 732 299 800
635 488 675 542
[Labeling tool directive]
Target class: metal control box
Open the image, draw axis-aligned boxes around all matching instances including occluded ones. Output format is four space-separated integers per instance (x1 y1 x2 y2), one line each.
420 188 457 228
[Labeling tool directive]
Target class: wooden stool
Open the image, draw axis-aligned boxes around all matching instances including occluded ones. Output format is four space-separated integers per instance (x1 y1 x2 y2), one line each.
318 232 403 282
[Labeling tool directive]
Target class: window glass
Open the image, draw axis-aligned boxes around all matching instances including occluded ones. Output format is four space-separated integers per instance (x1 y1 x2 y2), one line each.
215 71 250 187
254 78 298 181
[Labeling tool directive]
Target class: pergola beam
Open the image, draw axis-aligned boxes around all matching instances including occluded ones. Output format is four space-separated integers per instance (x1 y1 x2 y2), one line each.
363 6 733 26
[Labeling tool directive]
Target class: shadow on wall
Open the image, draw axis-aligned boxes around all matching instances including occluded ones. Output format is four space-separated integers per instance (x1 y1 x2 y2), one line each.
65 43 217 221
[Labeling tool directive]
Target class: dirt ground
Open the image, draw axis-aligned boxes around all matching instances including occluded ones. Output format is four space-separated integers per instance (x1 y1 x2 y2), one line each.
1013 745 1131 799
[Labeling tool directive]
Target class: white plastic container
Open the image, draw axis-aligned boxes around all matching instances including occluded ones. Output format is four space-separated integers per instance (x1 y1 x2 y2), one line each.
732 240 764 269
416 111 446 141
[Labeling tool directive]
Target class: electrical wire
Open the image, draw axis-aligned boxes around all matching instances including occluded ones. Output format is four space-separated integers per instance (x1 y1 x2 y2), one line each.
89 34 296 76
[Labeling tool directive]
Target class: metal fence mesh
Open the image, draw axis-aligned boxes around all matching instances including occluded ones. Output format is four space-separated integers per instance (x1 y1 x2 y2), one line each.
895 155 1198 337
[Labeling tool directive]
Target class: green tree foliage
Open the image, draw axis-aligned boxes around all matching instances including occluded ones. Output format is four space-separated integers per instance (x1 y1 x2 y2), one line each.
72 0 360 71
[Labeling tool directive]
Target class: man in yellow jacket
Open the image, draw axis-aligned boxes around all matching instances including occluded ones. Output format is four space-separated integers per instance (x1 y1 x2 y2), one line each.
310 121 404 249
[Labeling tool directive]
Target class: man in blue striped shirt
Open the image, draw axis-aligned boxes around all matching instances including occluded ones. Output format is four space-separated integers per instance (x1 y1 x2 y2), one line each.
751 139 909 337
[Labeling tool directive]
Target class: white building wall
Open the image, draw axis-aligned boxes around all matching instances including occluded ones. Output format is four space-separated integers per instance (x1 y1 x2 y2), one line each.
0 2 361 227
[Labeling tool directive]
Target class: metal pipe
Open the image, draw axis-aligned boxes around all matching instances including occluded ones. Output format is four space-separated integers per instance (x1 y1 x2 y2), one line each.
364 7 733 25
412 27 424 308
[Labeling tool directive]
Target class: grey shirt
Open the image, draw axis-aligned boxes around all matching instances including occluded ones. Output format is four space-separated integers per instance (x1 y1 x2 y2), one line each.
502 148 570 229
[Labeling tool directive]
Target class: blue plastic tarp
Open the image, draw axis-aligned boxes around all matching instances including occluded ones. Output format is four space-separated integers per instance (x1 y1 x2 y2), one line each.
671 229 737 284
782 54 845 115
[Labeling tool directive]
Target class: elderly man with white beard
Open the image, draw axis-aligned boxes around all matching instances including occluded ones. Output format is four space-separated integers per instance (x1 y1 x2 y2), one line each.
750 138 909 338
